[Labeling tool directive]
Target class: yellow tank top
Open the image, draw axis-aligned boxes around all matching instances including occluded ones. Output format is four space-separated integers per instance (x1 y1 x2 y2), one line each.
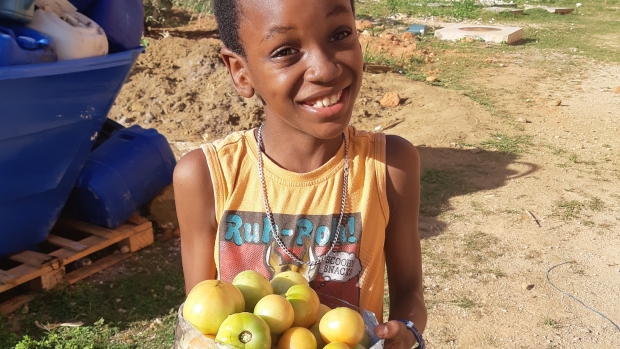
201 126 389 319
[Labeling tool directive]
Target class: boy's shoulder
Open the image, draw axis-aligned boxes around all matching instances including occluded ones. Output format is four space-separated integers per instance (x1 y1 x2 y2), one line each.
349 125 377 141
208 129 252 152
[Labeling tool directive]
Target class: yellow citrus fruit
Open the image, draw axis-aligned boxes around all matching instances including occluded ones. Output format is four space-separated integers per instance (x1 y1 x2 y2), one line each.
277 327 317 349
230 282 247 313
309 322 327 349
183 280 240 335
319 307 365 347
254 294 295 334
359 331 371 348
271 271 309 295
317 304 331 322
323 342 349 349
284 284 320 328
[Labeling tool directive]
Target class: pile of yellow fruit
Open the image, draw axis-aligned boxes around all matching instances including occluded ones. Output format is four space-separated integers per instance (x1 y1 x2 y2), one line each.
183 270 371 349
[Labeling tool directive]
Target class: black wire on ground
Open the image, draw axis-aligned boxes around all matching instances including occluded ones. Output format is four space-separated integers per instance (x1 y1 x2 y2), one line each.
546 261 620 333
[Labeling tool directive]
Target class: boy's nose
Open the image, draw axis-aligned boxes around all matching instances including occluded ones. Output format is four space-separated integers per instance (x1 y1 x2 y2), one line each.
303 50 341 84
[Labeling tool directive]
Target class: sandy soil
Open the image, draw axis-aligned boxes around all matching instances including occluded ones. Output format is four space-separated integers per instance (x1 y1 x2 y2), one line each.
108 15 620 349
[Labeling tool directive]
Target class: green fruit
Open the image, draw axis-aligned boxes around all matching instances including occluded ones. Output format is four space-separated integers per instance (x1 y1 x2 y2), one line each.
271 271 309 295
285 284 320 328
216 312 272 349
233 270 274 312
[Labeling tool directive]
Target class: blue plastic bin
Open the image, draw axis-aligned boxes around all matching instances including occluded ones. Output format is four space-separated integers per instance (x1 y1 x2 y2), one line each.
68 0 97 12
92 117 125 150
0 25 57 67
66 125 176 229
0 47 143 258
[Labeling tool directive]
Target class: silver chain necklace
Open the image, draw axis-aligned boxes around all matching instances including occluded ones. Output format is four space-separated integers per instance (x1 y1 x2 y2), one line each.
256 124 349 266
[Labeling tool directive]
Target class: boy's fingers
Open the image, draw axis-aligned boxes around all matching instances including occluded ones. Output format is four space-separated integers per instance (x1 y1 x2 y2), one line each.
374 320 405 339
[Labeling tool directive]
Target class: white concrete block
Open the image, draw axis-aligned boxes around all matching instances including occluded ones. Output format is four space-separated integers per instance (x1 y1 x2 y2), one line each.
434 25 523 45
524 5 574 14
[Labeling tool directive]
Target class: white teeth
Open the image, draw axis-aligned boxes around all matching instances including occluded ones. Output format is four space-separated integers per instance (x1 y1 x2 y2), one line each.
310 91 342 109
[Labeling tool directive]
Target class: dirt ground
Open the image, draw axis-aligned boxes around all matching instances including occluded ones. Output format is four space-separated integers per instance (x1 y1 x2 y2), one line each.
108 15 620 349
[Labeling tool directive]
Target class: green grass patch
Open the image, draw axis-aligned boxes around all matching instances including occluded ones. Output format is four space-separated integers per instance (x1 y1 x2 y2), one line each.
449 297 478 309
464 231 497 251
568 153 598 165
173 0 211 12
544 144 567 156
554 199 584 220
12 313 177 349
463 231 502 263
476 134 532 154
476 1 620 63
357 0 481 20
569 153 579 163
148 0 211 13
470 201 493 215
543 316 559 328
467 268 506 279
0 243 185 349
144 0 212 27
424 250 460 278
588 197 605 211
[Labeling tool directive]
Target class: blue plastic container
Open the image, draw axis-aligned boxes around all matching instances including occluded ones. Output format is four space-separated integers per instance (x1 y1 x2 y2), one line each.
406 24 427 36
66 125 176 229
92 117 125 150
82 0 144 53
0 47 143 258
0 25 56 67
0 0 36 23
68 0 97 12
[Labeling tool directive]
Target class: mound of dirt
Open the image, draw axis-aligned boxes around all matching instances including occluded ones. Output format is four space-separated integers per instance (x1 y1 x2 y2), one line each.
109 37 263 144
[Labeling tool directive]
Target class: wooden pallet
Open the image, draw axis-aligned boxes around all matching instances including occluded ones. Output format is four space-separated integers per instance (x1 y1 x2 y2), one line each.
0 214 154 314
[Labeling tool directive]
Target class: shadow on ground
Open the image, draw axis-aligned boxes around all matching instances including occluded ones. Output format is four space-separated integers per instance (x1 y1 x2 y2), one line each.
417 147 539 238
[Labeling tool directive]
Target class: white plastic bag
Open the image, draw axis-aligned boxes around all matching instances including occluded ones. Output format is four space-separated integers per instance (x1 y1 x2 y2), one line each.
27 8 108 61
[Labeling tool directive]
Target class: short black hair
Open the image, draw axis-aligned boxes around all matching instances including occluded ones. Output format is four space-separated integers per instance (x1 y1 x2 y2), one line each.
214 0 356 57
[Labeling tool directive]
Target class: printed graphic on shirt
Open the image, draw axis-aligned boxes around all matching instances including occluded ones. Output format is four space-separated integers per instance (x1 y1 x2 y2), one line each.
219 211 362 308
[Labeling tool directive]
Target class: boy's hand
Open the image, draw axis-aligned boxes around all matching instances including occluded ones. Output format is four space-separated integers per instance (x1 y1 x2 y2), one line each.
374 320 417 349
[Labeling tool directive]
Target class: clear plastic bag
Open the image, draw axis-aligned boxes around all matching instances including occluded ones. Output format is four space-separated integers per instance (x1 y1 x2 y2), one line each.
174 293 386 349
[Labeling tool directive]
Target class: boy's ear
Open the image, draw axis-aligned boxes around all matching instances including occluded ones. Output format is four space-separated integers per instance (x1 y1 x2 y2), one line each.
221 47 255 98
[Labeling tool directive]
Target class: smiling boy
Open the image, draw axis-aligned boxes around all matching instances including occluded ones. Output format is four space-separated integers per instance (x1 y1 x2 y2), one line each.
173 1 426 348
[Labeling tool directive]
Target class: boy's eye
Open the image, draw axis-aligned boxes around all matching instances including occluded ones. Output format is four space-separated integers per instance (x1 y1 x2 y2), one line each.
330 28 352 42
271 47 298 58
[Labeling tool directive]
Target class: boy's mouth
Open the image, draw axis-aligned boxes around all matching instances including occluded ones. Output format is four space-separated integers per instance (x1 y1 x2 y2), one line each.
303 90 343 109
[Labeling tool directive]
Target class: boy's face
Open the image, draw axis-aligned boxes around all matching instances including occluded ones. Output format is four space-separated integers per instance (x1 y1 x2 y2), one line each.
230 0 363 140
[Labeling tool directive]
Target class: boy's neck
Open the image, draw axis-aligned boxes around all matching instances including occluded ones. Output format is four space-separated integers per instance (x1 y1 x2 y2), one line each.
254 122 345 174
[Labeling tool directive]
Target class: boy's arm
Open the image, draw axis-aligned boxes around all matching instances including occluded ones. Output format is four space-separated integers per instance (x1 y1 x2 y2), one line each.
173 149 219 295
375 135 427 348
